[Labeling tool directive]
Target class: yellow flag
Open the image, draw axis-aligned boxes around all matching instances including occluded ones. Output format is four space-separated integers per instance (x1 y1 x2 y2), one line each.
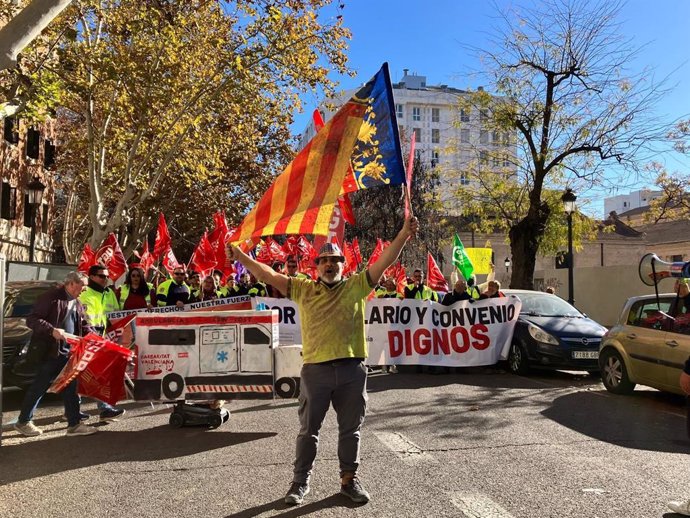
465 248 493 274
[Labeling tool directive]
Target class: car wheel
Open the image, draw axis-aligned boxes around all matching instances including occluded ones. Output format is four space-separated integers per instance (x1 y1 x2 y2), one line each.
508 342 530 375
600 349 635 395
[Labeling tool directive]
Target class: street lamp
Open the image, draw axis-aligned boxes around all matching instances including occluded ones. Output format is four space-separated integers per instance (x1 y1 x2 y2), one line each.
26 175 45 263
561 188 577 305
504 257 511 273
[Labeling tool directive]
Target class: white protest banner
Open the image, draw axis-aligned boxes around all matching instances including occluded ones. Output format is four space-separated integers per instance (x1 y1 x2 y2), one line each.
365 297 521 367
255 296 521 366
106 295 253 345
253 297 302 345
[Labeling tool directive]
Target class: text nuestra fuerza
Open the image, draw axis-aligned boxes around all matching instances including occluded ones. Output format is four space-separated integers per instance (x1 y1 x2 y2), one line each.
365 302 518 357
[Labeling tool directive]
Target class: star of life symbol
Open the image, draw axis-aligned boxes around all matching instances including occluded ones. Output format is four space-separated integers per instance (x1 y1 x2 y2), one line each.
217 350 228 363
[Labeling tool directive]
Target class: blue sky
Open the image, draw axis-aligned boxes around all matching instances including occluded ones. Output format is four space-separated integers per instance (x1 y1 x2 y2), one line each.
293 0 690 217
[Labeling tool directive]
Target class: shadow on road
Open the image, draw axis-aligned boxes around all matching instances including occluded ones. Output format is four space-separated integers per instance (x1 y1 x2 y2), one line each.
367 367 601 393
541 390 690 454
0 425 276 486
224 494 362 518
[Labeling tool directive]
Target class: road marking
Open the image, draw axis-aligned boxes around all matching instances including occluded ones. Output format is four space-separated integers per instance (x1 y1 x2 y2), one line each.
373 431 436 463
451 493 517 518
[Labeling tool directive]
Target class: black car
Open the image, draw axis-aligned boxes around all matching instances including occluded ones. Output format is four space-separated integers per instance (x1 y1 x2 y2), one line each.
504 289 608 375
2 280 60 388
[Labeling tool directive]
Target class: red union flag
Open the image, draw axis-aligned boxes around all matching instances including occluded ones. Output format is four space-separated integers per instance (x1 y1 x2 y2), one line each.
49 333 134 406
95 234 127 281
426 252 449 292
77 243 96 274
153 213 172 260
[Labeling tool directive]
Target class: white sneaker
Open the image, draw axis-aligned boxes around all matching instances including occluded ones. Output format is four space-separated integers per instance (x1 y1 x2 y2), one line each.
66 423 98 436
668 500 690 516
14 421 43 437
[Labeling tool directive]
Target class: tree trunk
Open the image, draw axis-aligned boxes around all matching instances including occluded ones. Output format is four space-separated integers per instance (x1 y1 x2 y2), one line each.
508 201 550 289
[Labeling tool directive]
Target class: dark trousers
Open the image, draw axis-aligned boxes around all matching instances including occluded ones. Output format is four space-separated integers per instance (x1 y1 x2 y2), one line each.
18 355 80 427
293 359 368 485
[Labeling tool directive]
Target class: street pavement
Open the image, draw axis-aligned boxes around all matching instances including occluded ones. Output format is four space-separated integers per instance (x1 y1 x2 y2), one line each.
1 367 690 518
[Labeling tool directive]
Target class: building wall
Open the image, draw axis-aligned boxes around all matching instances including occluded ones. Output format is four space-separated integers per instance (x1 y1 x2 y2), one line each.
0 117 56 262
534 265 661 327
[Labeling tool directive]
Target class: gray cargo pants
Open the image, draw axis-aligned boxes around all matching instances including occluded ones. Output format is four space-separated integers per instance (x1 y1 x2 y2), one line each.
292 358 368 485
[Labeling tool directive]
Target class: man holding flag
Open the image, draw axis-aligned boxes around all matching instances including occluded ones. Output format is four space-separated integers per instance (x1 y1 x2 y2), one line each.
227 215 418 506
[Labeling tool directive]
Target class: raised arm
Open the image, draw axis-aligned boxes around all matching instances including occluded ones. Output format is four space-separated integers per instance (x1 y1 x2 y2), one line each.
227 245 290 296
367 216 418 284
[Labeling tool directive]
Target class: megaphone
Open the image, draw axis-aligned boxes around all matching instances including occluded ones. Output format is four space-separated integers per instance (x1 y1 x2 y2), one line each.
638 253 690 286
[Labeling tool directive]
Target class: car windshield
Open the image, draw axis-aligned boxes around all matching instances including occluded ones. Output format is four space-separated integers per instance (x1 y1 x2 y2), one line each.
517 293 583 317
4 286 51 318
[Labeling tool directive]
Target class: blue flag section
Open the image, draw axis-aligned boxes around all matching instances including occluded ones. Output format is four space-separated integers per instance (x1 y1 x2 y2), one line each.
347 62 406 191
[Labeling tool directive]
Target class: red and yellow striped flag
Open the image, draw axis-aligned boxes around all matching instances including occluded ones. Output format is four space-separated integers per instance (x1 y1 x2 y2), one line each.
228 64 403 244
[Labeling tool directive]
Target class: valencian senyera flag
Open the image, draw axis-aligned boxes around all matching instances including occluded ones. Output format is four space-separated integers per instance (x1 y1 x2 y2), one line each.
228 63 405 243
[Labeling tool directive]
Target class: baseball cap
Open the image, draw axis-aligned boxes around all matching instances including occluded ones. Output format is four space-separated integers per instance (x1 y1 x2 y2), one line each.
315 243 345 264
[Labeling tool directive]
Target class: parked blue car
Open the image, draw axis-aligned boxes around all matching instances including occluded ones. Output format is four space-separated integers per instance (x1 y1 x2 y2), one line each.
503 289 608 376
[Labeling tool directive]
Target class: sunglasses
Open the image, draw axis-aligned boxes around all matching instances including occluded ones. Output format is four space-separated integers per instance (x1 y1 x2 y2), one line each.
93 273 108 279
174 272 185 276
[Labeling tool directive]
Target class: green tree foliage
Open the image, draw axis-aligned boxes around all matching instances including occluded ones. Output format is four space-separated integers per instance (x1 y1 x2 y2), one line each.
0 0 67 120
51 0 350 260
451 0 667 289
346 154 448 271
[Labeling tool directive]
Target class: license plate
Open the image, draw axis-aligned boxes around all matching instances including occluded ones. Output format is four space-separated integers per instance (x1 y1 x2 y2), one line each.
572 351 599 359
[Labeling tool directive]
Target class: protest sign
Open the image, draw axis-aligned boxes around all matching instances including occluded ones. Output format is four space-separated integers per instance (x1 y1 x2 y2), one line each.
252 297 521 367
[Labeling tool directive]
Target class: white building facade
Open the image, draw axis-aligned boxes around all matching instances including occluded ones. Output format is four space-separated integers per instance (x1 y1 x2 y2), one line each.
603 189 663 218
300 70 517 214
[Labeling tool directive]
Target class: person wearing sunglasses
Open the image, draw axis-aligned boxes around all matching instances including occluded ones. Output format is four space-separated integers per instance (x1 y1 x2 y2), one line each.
79 265 126 422
226 216 419 507
156 267 191 307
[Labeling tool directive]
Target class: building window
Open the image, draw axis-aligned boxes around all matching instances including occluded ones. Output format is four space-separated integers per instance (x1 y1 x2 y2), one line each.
492 131 501 145
431 149 440 168
480 151 488 165
480 130 489 144
44 139 56 169
431 108 440 123
3 117 19 145
25 127 40 160
1 182 17 220
492 154 500 167
503 131 511 146
460 173 470 185
503 155 512 167
431 128 440 144
412 107 421 121
480 109 489 122
460 129 470 143
460 109 470 122
623 202 627 208
396 104 404 119
414 149 422 160
414 128 421 143
23 193 35 227
41 203 49 233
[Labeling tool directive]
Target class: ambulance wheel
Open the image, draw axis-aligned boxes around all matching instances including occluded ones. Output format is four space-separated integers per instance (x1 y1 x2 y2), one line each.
275 377 298 398
162 373 185 400
209 414 223 429
169 412 184 428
